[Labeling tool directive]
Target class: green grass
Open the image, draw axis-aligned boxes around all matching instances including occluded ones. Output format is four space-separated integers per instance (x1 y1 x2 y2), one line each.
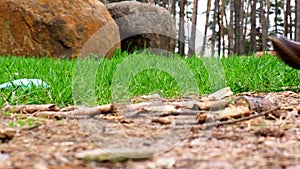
223 55 299 92
0 51 299 107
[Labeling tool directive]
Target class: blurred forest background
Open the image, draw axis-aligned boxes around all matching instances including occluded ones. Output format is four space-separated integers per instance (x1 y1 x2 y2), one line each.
101 0 300 57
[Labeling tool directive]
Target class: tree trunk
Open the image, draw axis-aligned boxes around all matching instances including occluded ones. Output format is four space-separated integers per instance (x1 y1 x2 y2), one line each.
211 0 219 56
157 0 161 6
244 0 251 54
188 0 198 56
220 0 225 56
217 3 221 57
260 0 267 51
228 0 234 56
283 0 287 36
200 0 212 56
266 0 271 38
297 0 300 41
274 0 278 35
295 0 298 40
234 0 242 55
168 0 176 19
239 0 245 54
178 0 186 56
250 0 257 53
286 0 292 39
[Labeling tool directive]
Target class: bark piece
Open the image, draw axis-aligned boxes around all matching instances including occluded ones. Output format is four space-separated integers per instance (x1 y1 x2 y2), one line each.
235 95 278 112
35 104 116 118
208 87 234 100
152 117 171 125
131 94 162 103
125 102 153 111
75 148 153 162
103 114 124 121
2 103 59 114
144 105 179 112
197 100 228 111
0 128 16 142
254 127 285 138
196 106 250 124
282 106 300 112
171 100 228 110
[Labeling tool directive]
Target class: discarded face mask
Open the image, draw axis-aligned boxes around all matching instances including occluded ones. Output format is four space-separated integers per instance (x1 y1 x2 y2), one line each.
0 79 50 90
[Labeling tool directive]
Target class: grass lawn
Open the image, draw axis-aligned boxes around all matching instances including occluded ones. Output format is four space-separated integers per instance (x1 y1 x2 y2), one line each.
0 51 299 106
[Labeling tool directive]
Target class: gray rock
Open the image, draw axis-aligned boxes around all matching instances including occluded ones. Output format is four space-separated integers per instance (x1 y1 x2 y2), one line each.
106 1 177 54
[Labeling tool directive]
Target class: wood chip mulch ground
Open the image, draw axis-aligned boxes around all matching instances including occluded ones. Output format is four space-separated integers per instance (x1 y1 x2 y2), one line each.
0 91 299 169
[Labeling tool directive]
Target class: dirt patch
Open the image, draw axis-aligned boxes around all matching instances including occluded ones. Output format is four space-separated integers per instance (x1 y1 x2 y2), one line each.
0 91 299 169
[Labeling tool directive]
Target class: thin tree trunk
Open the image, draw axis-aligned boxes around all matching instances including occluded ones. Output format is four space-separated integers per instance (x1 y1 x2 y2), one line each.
250 0 257 53
283 0 287 36
266 0 271 39
241 0 245 53
157 0 161 6
228 0 234 56
234 0 242 55
244 0 251 54
220 0 225 56
188 0 198 56
274 0 278 35
260 0 267 51
295 0 298 40
286 0 292 39
200 0 212 56
211 0 219 56
168 0 176 20
178 0 186 56
297 0 300 41
168 0 174 15
162 0 167 8
239 0 245 54
217 4 221 56
224 6 229 27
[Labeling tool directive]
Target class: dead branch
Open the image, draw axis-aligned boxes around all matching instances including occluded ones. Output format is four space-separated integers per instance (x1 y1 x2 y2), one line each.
2 103 59 114
170 100 229 110
201 106 280 128
34 104 116 118
151 117 171 125
235 95 278 112
197 100 229 110
196 106 251 124
174 107 280 129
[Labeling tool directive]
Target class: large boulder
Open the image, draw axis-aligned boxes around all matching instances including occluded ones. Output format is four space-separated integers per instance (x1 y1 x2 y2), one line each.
106 1 176 54
0 0 120 58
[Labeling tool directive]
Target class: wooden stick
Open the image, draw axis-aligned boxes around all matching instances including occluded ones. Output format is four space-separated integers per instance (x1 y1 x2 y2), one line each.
2 103 59 114
170 100 229 110
173 107 280 129
196 106 251 124
35 104 116 118
201 106 280 128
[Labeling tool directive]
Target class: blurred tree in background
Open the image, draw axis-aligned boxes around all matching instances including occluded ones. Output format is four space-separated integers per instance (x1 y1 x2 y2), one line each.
102 0 300 57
